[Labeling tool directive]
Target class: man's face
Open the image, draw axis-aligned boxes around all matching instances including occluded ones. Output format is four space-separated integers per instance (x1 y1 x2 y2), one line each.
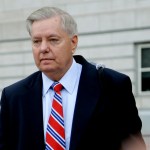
30 16 78 80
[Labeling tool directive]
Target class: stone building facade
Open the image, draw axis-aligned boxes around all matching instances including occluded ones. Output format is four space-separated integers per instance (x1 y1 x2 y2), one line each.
0 0 150 148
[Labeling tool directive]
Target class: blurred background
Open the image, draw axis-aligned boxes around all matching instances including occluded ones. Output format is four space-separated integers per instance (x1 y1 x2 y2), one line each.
0 0 150 148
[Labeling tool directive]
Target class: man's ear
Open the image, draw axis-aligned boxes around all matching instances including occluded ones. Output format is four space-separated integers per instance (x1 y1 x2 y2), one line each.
71 35 78 54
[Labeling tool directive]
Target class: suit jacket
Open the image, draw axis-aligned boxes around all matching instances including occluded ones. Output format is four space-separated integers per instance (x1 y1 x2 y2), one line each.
0 55 142 150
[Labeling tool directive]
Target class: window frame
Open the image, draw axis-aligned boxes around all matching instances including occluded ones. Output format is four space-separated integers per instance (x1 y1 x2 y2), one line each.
137 43 150 95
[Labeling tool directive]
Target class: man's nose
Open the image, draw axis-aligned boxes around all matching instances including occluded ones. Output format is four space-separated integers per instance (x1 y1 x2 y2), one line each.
40 40 49 52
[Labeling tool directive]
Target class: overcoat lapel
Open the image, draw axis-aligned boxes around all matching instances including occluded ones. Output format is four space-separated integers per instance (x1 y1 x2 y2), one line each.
21 72 45 148
69 56 102 150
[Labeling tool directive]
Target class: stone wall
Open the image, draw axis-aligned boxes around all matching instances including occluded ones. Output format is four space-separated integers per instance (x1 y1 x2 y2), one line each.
0 0 150 148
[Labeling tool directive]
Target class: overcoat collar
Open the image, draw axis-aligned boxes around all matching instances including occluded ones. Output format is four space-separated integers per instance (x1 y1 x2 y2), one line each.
69 55 101 150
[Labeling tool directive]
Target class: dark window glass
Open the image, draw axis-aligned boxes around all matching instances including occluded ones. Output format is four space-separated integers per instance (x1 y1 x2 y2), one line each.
141 48 150 68
142 72 150 91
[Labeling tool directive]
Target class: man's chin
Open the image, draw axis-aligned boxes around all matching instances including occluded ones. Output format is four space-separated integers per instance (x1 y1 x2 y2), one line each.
41 68 54 72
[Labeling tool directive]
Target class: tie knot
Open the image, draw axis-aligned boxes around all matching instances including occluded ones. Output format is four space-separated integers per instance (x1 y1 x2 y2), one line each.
51 82 63 92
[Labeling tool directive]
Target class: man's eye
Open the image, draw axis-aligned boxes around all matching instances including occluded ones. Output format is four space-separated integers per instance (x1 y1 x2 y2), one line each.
32 40 41 47
52 39 58 41
33 40 40 43
50 39 59 43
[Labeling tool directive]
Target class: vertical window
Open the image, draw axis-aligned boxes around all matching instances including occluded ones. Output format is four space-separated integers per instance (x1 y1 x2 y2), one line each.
138 44 150 94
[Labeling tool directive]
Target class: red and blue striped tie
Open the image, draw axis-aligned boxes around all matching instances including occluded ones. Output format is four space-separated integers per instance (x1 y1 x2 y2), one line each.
46 82 66 150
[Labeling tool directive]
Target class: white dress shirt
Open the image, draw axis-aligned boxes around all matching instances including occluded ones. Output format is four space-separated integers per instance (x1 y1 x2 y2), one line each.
42 58 82 150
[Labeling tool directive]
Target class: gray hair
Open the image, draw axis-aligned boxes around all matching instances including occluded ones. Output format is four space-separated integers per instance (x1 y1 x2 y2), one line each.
26 6 78 37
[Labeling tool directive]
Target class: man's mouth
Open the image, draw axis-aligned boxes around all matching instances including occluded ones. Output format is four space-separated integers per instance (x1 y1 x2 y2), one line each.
40 58 54 64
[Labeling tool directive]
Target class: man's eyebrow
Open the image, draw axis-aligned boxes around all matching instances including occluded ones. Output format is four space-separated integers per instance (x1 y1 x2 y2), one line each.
48 34 60 38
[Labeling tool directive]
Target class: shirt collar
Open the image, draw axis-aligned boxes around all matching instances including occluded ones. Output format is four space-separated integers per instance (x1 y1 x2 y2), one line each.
59 58 81 94
42 58 81 96
42 73 53 97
